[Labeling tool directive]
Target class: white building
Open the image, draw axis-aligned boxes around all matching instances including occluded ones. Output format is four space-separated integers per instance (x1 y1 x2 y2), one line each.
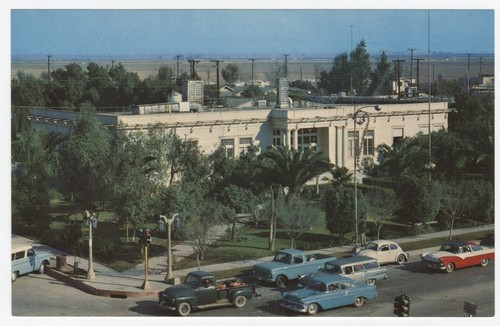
29 101 449 176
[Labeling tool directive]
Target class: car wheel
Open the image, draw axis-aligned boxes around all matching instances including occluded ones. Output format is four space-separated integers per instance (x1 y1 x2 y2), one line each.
177 302 192 316
354 297 364 307
234 295 247 308
12 271 18 283
480 258 489 267
445 262 455 273
307 303 319 315
37 262 46 274
396 254 406 265
366 279 376 286
275 275 288 288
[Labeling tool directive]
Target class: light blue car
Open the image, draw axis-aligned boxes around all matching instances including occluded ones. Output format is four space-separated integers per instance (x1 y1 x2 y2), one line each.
279 274 377 315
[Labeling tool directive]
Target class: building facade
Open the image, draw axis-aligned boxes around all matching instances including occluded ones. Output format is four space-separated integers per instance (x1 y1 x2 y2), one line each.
29 101 449 177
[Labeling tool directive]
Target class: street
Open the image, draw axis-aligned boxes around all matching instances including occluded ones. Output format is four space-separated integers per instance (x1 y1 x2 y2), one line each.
11 255 494 318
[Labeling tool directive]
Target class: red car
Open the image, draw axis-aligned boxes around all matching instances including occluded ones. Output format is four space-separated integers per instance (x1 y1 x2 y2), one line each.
420 241 494 273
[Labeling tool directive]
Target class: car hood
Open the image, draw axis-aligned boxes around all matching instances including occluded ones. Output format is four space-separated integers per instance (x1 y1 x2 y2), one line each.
421 251 452 261
283 288 322 302
253 261 286 272
161 284 195 299
356 250 377 258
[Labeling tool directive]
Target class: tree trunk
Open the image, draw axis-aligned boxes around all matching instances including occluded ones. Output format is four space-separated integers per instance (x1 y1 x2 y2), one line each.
269 186 275 251
449 216 456 240
231 214 237 241
126 217 129 242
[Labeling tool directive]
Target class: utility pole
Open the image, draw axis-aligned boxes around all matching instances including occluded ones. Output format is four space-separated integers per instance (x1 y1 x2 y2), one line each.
466 53 471 93
188 59 200 79
407 48 416 85
211 59 223 100
284 54 289 79
47 55 52 80
393 59 405 98
415 58 424 96
479 56 483 74
248 58 255 86
175 55 182 79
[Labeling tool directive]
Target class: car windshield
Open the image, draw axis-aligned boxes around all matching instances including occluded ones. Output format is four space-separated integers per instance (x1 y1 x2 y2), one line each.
441 244 461 254
307 280 327 292
365 242 378 251
324 263 342 274
273 252 292 264
184 274 201 286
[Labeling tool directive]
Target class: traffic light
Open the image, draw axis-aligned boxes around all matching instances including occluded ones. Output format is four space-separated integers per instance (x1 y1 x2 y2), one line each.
393 294 410 317
143 228 152 245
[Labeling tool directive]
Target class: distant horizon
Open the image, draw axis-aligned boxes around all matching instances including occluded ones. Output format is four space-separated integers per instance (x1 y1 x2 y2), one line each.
11 10 494 59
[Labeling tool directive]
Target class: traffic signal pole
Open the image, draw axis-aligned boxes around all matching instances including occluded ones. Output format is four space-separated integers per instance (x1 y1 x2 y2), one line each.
393 293 411 317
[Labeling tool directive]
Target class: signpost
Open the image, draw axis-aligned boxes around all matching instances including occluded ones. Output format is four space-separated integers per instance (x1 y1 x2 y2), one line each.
464 301 477 317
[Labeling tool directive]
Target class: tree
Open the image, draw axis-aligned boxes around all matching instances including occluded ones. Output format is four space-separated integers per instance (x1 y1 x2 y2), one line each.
62 108 112 206
350 39 372 95
259 146 332 201
276 198 319 248
49 63 87 108
317 53 350 94
324 184 368 244
368 51 392 95
221 63 240 85
396 175 441 225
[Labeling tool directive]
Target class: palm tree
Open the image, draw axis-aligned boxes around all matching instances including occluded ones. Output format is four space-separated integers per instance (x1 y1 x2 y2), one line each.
259 146 332 250
259 146 332 201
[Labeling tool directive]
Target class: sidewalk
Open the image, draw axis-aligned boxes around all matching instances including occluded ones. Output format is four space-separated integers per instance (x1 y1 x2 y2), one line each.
29 224 495 299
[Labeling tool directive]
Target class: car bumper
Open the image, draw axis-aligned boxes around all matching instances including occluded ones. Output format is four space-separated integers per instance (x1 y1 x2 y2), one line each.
158 301 176 312
421 260 445 270
278 299 306 313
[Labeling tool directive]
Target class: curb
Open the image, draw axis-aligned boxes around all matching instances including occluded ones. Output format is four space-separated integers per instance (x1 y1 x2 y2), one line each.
46 268 159 298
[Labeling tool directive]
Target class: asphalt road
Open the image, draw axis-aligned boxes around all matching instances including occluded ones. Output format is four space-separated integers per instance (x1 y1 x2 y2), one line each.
11 255 494 318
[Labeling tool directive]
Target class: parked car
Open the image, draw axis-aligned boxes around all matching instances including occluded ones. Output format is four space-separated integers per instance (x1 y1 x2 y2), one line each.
158 271 258 316
11 243 51 282
252 249 336 287
301 256 388 286
279 274 377 315
355 240 409 265
420 240 494 273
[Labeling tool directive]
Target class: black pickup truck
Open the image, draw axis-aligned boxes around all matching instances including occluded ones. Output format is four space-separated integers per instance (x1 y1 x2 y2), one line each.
158 271 259 316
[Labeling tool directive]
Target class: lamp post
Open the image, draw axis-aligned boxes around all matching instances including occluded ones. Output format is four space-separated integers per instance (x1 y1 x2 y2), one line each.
83 210 97 280
158 213 179 283
352 105 382 250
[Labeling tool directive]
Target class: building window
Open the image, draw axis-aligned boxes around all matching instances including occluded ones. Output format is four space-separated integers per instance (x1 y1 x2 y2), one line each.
221 138 234 158
392 128 404 147
433 125 445 132
419 125 429 135
239 137 253 155
348 131 358 157
363 130 375 155
298 128 318 149
273 129 282 147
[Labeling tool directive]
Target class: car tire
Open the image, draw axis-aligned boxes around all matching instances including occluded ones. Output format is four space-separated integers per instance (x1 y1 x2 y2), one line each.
12 271 18 283
396 254 406 265
353 297 364 307
275 275 288 288
37 262 46 274
366 279 376 286
307 303 319 315
234 295 247 308
445 262 455 273
480 258 489 267
177 302 192 316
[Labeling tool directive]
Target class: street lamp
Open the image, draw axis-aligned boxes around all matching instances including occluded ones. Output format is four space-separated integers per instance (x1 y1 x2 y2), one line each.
83 210 97 280
352 105 382 250
158 213 180 283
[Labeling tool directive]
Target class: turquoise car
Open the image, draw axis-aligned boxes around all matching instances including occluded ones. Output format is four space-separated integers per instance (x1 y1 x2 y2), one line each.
279 274 377 315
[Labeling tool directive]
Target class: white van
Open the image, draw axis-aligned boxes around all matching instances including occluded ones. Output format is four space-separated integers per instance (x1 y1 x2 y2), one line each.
11 243 51 282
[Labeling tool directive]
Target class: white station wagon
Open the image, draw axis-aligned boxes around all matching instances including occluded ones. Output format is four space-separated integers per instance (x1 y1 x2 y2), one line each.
355 240 409 265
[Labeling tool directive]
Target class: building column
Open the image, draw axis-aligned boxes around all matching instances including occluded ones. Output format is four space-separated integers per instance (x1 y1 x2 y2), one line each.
334 126 339 166
341 126 345 167
293 129 299 150
286 129 291 148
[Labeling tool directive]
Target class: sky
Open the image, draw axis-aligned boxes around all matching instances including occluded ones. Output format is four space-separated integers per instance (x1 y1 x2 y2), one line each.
7 4 496 59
